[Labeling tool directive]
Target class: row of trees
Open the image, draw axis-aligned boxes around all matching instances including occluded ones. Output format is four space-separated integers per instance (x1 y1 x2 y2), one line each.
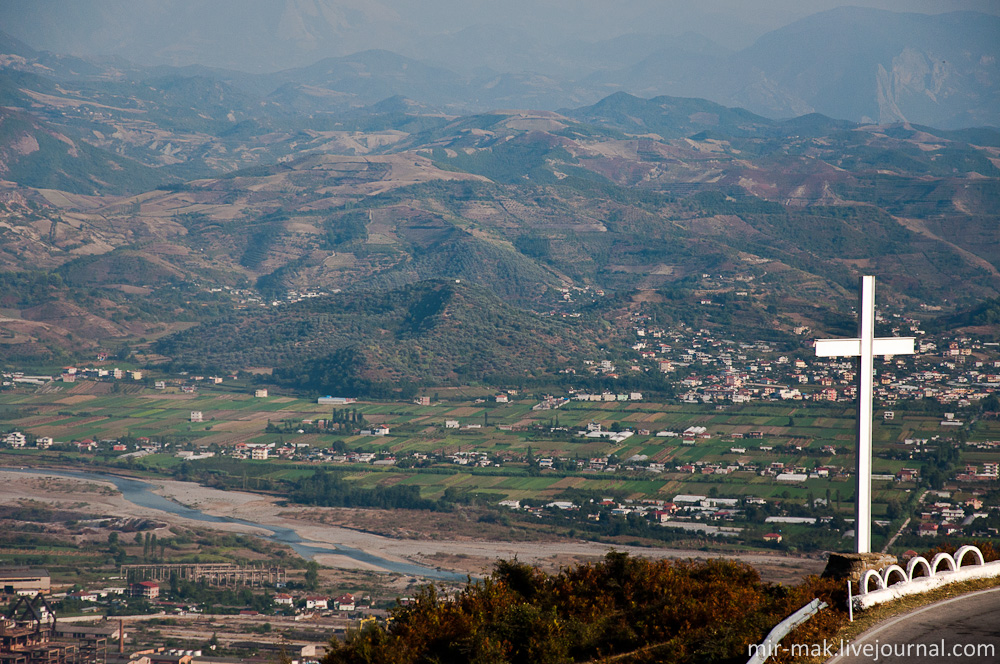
291 468 438 511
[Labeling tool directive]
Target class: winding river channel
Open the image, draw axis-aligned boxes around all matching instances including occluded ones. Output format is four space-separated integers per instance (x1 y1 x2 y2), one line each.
6 467 466 581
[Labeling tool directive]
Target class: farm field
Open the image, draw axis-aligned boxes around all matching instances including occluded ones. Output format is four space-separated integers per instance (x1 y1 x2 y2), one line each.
0 380 963 516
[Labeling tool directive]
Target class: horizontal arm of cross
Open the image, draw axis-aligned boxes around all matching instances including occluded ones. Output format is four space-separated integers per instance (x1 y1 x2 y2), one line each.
814 337 915 358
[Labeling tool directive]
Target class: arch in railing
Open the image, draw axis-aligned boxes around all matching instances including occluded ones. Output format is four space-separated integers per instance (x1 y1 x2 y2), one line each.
931 552 957 575
906 556 932 582
861 569 885 593
882 564 908 587
954 545 984 569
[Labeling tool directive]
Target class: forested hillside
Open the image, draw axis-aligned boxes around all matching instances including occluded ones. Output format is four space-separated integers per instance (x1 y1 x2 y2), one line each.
154 280 597 395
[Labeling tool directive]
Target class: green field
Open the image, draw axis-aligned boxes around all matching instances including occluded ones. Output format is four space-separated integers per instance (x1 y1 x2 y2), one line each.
0 379 984 555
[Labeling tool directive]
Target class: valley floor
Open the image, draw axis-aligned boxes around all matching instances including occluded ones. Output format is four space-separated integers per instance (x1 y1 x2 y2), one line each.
0 469 824 584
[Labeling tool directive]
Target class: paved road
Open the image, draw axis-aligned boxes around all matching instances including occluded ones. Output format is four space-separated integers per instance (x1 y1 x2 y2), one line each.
826 587 1000 664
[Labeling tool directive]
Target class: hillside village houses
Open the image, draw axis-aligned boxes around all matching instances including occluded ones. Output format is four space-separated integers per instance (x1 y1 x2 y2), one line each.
2 312 998 411
620 315 1000 408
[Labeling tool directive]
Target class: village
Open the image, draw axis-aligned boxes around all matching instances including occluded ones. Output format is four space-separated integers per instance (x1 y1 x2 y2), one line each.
2 316 1000 664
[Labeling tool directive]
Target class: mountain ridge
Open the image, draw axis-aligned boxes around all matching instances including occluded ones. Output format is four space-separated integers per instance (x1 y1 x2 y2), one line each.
3 7 998 128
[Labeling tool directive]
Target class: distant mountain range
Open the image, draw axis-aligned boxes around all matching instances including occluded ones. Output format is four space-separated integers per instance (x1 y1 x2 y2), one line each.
1 5 998 128
1 9 999 373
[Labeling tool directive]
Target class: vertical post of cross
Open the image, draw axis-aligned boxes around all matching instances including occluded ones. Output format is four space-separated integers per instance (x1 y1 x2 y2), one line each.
855 276 876 554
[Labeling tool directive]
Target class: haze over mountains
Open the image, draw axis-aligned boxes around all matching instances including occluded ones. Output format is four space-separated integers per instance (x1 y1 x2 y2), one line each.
2 2 999 128
1 2 999 378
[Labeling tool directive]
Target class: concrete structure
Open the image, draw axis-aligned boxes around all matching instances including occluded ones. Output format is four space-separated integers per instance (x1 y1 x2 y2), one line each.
121 564 285 587
52 623 121 642
0 568 51 595
823 552 897 583
0 594 109 663
815 276 914 553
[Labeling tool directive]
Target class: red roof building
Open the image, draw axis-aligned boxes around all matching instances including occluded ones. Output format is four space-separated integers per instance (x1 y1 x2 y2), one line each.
131 581 159 599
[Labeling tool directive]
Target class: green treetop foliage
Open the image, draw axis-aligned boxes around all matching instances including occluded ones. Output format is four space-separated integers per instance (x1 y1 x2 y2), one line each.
322 552 849 664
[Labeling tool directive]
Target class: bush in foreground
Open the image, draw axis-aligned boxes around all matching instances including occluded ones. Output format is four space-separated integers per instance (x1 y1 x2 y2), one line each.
323 552 849 664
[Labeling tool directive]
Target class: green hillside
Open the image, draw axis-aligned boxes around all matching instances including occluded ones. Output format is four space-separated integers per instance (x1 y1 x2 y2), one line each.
0 109 168 195
154 280 596 395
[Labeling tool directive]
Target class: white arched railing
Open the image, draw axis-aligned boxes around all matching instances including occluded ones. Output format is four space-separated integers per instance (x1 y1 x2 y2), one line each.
855 546 1000 610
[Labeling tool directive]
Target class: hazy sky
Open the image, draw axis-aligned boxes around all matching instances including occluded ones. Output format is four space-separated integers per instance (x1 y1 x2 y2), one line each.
2 0 999 72
390 0 1000 44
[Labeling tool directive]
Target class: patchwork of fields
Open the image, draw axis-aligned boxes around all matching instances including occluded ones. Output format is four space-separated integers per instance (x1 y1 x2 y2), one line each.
3 380 989 515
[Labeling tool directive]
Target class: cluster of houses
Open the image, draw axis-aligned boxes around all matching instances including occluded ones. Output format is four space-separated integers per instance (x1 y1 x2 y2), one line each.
219 443 402 466
221 284 332 309
571 390 643 402
914 490 998 538
497 489 1000 547
500 494 780 538
2 366 145 386
54 580 371 618
0 431 161 454
617 319 1000 407
275 592 365 614
2 366 252 392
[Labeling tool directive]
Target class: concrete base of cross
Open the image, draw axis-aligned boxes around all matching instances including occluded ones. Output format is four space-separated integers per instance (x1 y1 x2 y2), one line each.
822 552 897 582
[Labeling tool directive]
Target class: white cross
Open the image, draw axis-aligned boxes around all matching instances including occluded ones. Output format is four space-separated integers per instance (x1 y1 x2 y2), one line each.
814 276 914 554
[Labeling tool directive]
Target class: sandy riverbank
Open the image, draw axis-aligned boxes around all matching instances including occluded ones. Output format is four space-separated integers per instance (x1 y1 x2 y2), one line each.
0 470 825 582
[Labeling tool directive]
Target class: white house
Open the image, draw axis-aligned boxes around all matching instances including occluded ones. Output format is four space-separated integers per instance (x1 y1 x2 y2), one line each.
3 431 26 448
304 596 328 610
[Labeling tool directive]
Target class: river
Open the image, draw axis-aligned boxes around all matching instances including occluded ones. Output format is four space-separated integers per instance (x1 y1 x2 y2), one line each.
5 467 466 582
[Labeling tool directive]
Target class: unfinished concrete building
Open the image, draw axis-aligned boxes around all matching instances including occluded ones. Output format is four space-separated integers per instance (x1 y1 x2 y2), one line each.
0 595 106 664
